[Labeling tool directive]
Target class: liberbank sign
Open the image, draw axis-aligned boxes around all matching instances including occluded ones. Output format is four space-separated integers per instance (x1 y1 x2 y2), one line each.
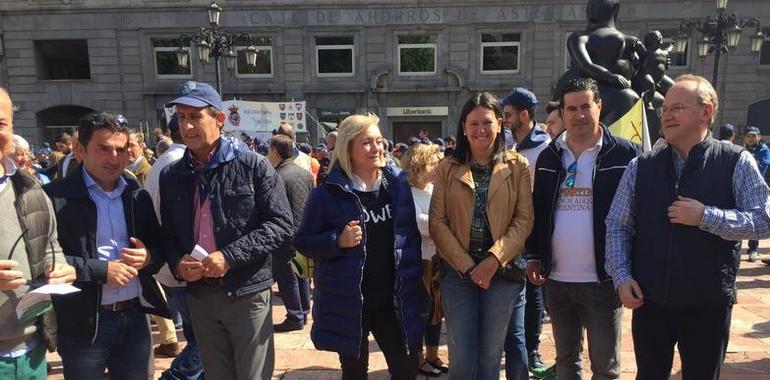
386 107 449 117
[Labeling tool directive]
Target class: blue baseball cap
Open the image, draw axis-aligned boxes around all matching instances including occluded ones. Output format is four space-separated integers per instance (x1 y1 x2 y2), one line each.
718 123 734 139
166 81 224 111
501 87 538 111
746 126 761 135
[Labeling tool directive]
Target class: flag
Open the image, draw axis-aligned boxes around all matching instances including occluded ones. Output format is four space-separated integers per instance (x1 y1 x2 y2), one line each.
608 96 652 152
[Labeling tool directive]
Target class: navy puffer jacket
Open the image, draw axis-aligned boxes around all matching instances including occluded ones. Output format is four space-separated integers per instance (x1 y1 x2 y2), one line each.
294 162 424 358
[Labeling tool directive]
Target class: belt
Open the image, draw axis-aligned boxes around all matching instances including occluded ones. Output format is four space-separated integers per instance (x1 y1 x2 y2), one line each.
197 277 225 288
101 298 139 312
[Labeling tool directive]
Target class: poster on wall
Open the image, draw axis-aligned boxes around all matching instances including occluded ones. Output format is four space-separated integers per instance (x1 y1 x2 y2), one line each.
223 100 306 142
165 100 307 143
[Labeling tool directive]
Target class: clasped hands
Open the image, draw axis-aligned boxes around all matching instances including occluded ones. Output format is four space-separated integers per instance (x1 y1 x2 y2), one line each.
106 237 152 286
176 250 230 282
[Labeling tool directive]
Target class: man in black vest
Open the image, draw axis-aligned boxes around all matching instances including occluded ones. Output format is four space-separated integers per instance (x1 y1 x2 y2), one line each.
605 74 770 379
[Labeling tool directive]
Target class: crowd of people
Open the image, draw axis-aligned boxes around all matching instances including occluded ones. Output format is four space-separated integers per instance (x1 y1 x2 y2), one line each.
0 72 769 380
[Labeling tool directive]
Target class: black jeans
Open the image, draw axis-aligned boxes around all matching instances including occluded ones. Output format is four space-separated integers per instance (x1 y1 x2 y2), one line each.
545 280 622 380
339 300 418 380
632 301 732 380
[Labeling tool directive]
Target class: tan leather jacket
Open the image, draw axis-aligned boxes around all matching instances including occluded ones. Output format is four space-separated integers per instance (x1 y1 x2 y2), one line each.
429 151 534 273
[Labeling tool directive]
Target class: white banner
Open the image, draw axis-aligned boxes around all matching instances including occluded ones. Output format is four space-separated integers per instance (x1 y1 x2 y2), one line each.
223 100 307 141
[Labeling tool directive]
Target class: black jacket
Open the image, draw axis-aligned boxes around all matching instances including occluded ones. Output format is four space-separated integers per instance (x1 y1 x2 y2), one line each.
526 126 640 282
43 166 170 343
274 160 313 261
159 139 294 297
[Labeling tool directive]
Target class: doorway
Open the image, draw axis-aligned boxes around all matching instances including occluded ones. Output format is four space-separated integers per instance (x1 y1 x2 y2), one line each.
392 121 442 144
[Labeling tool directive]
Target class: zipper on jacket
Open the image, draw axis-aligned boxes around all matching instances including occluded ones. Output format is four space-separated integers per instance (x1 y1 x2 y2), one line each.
546 146 565 276
331 182 368 356
663 150 687 303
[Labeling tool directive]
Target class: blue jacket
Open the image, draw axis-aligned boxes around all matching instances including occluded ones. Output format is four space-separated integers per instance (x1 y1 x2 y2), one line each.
294 163 424 358
747 140 770 176
159 138 294 297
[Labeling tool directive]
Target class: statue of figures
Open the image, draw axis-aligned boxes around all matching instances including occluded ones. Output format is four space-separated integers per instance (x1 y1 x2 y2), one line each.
633 30 676 138
554 0 641 126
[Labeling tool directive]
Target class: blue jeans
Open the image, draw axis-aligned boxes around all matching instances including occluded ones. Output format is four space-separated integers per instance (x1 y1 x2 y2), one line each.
58 306 150 380
160 286 204 380
273 254 311 323
504 281 528 380
441 264 517 380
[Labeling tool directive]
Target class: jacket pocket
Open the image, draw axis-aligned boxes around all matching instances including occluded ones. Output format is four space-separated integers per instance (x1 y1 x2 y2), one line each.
223 184 256 223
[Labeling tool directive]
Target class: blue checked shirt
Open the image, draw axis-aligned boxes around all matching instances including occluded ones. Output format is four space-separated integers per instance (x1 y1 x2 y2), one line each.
605 148 770 289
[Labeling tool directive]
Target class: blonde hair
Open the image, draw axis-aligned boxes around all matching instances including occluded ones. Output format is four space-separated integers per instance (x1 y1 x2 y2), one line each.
400 144 441 187
330 113 383 178
675 74 719 125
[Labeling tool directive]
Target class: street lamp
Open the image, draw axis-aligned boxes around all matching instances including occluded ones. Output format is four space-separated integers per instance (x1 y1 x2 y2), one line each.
176 2 259 95
674 0 763 90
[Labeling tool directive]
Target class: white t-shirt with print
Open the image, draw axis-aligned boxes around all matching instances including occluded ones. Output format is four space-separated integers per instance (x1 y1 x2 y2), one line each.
549 132 602 283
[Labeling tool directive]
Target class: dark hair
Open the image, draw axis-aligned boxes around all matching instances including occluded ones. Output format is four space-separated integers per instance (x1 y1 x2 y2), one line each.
559 78 601 108
55 131 72 144
445 135 456 144
545 100 562 115
77 112 130 148
276 122 296 141
298 143 312 154
454 92 507 165
269 135 294 160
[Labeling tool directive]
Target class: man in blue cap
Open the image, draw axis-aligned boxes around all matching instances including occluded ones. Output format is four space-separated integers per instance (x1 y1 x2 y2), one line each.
145 114 205 380
160 81 293 379
718 123 736 143
500 87 553 379
744 126 770 262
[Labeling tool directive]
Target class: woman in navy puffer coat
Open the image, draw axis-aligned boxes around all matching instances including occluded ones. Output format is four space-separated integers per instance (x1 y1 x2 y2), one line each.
294 113 424 379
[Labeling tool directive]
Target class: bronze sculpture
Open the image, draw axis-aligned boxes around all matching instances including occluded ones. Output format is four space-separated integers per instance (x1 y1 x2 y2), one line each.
554 0 643 126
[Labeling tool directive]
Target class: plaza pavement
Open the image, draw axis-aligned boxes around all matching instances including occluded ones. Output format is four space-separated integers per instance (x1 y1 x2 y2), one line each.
46 241 770 379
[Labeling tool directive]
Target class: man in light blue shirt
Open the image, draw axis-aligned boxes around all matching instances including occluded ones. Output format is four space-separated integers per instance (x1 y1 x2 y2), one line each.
44 111 170 380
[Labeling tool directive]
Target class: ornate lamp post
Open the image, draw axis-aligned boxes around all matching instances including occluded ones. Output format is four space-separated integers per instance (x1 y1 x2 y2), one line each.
674 0 763 90
175 2 259 95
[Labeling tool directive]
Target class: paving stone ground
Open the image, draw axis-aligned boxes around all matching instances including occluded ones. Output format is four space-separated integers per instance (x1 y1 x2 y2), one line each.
46 241 770 379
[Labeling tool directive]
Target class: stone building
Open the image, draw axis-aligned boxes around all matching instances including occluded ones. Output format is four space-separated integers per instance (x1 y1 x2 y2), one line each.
0 0 768 145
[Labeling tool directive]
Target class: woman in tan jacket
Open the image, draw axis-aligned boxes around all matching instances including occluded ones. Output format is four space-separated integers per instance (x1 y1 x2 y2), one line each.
429 92 534 380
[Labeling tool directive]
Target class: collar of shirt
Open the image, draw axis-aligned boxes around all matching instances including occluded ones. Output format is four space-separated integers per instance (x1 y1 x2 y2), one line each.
350 170 383 192
128 156 145 172
188 137 239 173
555 128 604 161
0 157 18 192
82 168 127 200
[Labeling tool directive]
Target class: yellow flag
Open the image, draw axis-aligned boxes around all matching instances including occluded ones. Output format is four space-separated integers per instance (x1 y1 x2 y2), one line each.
608 97 651 151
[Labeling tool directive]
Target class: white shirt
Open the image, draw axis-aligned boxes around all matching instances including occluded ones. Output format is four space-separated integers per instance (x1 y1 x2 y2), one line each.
549 131 603 283
410 184 435 260
144 143 187 287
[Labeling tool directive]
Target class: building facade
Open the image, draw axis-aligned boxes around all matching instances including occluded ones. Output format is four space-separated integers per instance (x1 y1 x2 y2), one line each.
1 0 768 145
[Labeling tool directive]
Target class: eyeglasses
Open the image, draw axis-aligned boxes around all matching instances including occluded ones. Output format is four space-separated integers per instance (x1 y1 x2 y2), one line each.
661 104 697 117
565 161 577 188
8 228 56 289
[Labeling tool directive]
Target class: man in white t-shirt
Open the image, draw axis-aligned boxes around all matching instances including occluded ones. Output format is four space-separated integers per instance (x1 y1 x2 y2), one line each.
526 78 640 379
